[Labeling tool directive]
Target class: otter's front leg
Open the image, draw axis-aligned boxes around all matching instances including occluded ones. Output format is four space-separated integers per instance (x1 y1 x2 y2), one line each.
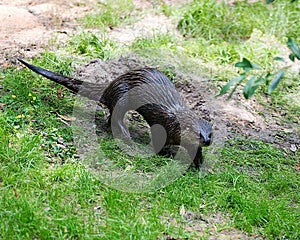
186 145 203 170
109 110 131 140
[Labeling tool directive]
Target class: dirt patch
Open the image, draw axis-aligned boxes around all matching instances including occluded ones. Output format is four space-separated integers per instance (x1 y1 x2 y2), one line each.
0 5 42 32
109 12 180 44
0 0 96 65
161 210 263 239
0 0 184 65
0 4 46 55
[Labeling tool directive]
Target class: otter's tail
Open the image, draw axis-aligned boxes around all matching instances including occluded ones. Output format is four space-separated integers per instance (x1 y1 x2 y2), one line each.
18 59 107 101
18 59 83 94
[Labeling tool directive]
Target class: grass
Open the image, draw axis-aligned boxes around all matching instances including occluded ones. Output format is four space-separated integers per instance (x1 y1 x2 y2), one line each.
66 31 122 60
79 0 136 29
1 0 300 239
1 102 299 238
177 0 300 42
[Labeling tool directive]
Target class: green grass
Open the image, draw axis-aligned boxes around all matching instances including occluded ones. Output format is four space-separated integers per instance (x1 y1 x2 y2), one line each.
79 0 135 29
174 0 299 84
131 33 179 52
1 100 299 239
1 54 77 162
1 63 299 238
178 0 300 42
1 0 300 239
66 31 122 60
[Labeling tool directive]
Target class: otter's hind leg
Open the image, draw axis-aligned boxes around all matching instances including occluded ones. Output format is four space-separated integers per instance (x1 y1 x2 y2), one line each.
150 124 168 155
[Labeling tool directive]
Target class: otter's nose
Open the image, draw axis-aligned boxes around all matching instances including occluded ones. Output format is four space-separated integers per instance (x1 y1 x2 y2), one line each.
203 138 211 146
203 134 212 146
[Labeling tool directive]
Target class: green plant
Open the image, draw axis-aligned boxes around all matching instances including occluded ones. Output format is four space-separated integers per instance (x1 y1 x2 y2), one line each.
287 37 300 61
67 31 120 60
218 38 300 99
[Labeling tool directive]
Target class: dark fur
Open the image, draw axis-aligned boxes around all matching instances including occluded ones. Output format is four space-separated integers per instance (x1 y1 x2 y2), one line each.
19 59 212 168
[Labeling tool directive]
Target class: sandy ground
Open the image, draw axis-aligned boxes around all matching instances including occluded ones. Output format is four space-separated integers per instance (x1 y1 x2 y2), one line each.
0 0 96 64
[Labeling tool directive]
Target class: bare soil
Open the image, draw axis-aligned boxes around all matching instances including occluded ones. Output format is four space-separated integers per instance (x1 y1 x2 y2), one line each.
0 0 96 65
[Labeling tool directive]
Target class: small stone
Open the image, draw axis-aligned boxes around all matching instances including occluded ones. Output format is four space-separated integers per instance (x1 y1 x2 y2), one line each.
56 143 66 149
57 137 64 144
290 144 297 152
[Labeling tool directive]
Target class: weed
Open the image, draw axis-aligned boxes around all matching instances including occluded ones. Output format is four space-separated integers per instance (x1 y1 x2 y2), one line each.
67 31 122 60
218 38 300 99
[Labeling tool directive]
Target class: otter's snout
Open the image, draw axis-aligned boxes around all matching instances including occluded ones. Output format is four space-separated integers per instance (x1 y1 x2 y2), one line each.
203 135 212 146
199 119 212 146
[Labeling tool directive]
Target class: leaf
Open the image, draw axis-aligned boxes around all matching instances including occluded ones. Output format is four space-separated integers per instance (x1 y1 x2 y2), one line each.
57 113 76 122
0 103 6 111
287 38 300 60
57 88 65 99
235 58 252 69
289 53 295 62
265 72 272 84
2 62 10 68
295 161 300 171
228 75 248 99
273 56 285 62
243 75 266 99
13 189 19 198
243 76 257 99
268 70 286 95
218 74 247 96
266 0 275 3
235 58 260 71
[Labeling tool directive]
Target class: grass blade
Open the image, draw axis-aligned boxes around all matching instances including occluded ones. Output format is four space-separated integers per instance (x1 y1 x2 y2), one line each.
235 58 260 71
243 75 266 99
268 70 286 95
218 74 247 96
287 38 300 61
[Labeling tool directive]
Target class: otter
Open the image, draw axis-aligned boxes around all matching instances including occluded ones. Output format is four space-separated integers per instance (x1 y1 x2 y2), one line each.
18 59 212 169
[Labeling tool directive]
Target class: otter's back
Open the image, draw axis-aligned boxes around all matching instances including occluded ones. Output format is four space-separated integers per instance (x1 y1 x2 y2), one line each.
101 68 186 113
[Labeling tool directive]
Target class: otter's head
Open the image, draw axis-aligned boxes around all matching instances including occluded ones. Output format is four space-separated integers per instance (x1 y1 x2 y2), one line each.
179 118 212 168
180 117 212 148
198 119 212 146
